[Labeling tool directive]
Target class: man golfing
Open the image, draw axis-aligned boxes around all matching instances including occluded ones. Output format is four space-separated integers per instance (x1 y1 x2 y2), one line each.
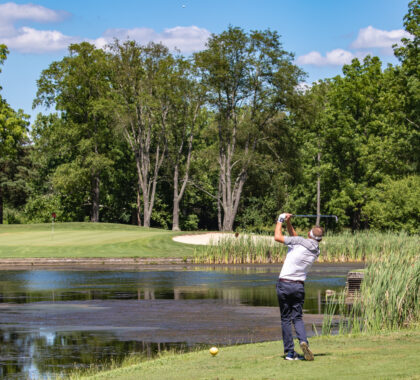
274 212 323 361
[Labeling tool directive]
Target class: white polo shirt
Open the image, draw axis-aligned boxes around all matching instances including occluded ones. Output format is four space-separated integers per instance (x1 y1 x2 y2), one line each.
279 236 320 282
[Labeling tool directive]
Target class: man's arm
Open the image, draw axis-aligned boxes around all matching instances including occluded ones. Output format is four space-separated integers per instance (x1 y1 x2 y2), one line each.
286 214 298 237
274 213 296 243
274 220 286 243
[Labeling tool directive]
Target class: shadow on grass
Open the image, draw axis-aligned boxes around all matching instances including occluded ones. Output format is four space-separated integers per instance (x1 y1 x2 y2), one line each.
281 353 331 360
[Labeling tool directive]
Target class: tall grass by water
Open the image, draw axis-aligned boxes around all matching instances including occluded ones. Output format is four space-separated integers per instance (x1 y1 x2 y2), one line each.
194 234 284 264
322 245 420 334
194 231 420 264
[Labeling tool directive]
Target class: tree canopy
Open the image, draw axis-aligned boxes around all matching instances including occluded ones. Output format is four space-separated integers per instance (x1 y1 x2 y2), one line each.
1 4 418 234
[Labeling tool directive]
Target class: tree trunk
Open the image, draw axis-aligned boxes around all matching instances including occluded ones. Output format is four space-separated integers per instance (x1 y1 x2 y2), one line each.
172 165 180 231
141 179 151 228
142 168 158 228
219 153 248 232
143 210 151 227
218 132 249 231
91 175 100 222
217 178 222 231
136 188 142 226
316 151 321 226
132 132 165 229
172 200 180 231
221 174 247 231
172 132 193 231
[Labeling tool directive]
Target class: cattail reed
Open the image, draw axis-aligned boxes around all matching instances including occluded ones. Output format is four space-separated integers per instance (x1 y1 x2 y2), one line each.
194 231 419 264
193 233 286 264
322 243 419 333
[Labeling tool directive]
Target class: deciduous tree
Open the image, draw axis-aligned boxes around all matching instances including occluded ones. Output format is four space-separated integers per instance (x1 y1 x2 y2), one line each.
194 27 303 231
34 42 114 222
0 45 29 223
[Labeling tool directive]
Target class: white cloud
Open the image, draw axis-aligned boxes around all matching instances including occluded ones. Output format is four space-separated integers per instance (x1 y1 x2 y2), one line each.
297 49 356 66
0 1 210 54
0 2 68 23
0 2 74 53
297 24 405 67
94 26 211 53
351 26 411 54
2 27 78 53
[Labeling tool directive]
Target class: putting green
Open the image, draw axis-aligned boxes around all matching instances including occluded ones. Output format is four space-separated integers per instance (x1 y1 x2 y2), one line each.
0 223 196 258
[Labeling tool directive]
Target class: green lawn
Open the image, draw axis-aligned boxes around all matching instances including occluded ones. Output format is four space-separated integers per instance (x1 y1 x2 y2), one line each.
0 222 196 258
76 330 420 380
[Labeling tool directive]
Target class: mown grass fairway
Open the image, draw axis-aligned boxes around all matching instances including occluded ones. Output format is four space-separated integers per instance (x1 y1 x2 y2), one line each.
75 330 420 380
0 223 195 258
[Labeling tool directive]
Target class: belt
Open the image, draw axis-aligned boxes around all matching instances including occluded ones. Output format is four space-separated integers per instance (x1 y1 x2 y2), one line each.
278 278 304 285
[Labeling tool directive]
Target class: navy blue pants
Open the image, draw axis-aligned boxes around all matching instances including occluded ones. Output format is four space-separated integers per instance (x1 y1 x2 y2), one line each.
276 280 308 354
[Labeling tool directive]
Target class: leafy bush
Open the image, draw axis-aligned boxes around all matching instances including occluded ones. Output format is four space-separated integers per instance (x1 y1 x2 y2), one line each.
236 196 279 233
182 214 199 231
151 196 171 229
24 194 67 223
3 207 27 224
363 175 420 234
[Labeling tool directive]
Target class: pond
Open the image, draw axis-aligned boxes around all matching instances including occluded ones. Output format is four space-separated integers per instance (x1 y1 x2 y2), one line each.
0 263 361 379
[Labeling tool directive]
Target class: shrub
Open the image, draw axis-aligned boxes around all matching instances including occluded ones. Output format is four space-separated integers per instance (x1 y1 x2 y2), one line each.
3 207 27 224
24 194 67 223
363 175 420 234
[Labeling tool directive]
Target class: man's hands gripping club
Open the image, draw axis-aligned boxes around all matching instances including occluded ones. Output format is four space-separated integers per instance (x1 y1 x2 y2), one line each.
275 213 297 243
277 213 292 223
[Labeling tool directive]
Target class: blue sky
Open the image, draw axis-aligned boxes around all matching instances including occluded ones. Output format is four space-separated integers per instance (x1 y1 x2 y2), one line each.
0 0 411 122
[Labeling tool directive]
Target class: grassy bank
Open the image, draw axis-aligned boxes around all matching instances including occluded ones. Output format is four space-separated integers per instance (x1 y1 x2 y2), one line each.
194 231 420 263
0 223 195 258
67 329 420 380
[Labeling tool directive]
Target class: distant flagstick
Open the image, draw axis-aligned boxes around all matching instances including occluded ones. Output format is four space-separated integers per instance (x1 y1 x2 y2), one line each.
293 214 339 223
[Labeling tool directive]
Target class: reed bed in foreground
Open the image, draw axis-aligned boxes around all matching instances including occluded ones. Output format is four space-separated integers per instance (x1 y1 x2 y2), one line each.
322 246 420 334
194 231 420 264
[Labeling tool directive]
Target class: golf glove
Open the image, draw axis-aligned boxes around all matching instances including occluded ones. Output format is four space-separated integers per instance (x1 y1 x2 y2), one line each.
278 213 287 223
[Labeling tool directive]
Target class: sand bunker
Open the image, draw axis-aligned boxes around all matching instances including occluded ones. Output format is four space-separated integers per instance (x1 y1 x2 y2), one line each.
173 232 275 245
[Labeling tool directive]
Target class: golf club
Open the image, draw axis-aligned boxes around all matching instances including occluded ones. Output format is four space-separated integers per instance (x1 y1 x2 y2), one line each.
293 214 339 223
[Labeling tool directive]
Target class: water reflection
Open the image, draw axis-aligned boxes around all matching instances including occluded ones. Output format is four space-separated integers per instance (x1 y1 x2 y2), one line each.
0 327 192 380
0 267 348 313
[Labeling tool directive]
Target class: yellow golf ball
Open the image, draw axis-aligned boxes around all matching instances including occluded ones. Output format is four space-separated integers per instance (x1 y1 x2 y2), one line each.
209 346 219 356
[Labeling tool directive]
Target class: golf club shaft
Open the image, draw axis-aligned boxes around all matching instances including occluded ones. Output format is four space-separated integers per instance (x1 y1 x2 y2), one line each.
293 214 339 222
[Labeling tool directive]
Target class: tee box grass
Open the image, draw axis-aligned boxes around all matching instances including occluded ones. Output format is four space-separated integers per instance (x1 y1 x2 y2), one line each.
0 222 196 258
74 329 420 380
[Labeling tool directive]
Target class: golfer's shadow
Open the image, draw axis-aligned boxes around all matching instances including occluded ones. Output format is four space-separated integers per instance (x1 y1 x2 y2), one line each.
282 353 331 360
313 353 330 357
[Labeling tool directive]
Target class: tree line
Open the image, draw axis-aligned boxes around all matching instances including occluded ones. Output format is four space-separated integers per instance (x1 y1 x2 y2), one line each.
1 1 419 233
